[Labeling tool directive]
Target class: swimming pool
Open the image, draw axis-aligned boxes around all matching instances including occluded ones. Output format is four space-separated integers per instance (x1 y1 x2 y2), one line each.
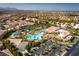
24 33 43 40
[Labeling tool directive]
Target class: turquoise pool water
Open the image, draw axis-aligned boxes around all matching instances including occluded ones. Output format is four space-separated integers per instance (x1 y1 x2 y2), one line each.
24 33 43 40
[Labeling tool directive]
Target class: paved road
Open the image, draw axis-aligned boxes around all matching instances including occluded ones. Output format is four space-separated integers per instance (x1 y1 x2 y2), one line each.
64 40 79 56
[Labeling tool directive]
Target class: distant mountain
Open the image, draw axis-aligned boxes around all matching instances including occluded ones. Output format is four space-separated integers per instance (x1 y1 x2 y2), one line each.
0 7 18 11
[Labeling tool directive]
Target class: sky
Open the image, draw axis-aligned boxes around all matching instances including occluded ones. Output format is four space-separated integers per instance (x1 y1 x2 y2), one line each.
0 3 79 11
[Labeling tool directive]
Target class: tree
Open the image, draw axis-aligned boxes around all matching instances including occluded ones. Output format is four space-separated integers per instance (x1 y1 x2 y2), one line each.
15 52 22 56
3 30 15 39
3 40 23 56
